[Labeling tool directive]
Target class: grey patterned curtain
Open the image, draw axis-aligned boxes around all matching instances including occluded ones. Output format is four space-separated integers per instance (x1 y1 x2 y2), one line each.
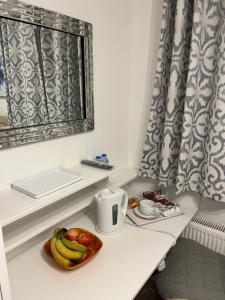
40 28 83 123
139 0 225 201
0 18 48 128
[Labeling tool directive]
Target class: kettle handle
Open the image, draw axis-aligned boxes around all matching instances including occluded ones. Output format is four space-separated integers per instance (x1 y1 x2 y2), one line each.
121 191 128 217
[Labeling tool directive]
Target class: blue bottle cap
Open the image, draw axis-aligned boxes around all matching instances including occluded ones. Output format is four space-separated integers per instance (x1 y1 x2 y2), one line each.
101 153 107 157
95 155 101 160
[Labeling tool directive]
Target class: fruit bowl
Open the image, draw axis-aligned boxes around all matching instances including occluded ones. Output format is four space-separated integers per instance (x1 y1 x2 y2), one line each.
43 228 103 270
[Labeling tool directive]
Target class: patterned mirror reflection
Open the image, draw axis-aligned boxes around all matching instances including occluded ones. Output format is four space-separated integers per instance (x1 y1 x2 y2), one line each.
0 18 85 128
0 0 94 149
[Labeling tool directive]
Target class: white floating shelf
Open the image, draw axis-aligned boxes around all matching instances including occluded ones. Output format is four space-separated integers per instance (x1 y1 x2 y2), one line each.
1 166 137 253
3 187 95 253
0 165 117 227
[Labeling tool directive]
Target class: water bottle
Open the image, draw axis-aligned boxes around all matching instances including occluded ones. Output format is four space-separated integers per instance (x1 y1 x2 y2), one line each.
101 153 109 164
95 155 102 162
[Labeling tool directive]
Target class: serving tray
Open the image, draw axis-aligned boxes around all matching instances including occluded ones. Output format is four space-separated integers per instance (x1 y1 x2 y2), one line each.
126 207 184 226
11 167 83 199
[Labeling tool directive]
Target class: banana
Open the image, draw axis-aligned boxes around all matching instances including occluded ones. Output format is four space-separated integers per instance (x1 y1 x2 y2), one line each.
61 236 87 253
50 237 72 267
55 238 84 260
53 228 61 238
53 228 67 238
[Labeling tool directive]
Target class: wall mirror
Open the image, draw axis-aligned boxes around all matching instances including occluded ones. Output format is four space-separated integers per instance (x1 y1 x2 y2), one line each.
0 0 94 149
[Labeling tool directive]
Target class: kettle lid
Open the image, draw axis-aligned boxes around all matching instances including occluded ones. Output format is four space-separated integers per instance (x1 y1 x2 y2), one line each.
97 187 125 198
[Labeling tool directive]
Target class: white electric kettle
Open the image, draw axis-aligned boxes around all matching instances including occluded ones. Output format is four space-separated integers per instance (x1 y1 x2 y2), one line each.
95 187 128 233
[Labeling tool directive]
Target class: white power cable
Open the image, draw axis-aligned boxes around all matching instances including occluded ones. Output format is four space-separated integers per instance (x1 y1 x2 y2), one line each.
125 219 177 241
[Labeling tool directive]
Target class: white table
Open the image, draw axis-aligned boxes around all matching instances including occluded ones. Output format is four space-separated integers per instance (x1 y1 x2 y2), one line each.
7 201 198 300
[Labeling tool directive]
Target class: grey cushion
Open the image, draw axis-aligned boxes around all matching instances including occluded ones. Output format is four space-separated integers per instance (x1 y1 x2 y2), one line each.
156 238 225 300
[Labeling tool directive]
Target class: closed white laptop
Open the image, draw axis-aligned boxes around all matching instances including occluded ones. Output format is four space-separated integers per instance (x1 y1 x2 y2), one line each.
11 168 83 199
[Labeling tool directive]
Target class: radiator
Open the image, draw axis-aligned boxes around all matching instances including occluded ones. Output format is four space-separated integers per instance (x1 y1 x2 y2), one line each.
182 216 225 255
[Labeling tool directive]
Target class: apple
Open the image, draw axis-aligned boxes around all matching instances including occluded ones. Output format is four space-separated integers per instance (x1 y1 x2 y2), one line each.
78 232 93 246
64 228 80 241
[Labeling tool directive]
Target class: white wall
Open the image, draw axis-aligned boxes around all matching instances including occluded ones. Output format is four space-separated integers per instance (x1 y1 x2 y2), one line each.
128 0 163 167
198 197 225 224
0 0 165 190
0 0 134 190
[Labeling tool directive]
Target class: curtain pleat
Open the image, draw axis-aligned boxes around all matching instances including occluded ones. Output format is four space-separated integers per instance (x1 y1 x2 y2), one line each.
0 18 47 128
40 28 82 123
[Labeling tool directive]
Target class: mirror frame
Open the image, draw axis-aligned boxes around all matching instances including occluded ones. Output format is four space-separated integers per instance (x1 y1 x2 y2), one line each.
0 0 94 149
